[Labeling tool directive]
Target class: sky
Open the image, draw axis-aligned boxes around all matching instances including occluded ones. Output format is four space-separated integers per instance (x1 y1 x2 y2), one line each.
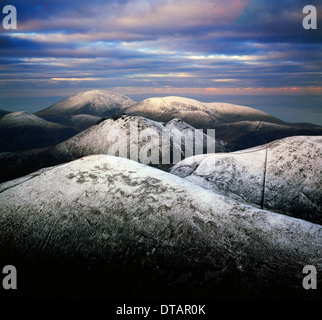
0 0 322 124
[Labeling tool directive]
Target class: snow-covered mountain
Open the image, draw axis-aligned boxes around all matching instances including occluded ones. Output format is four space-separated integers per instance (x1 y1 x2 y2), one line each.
125 96 284 127
35 90 136 127
0 154 320 299
50 115 232 170
125 96 322 149
171 136 322 225
0 111 76 152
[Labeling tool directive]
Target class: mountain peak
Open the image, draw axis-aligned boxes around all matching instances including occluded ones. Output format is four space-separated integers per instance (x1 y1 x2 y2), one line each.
0 111 54 128
35 90 136 120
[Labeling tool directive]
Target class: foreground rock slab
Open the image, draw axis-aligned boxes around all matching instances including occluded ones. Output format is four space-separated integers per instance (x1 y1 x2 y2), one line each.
0 155 321 299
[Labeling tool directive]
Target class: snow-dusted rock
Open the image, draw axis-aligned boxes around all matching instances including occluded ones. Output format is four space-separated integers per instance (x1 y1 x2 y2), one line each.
0 112 76 152
264 136 322 224
35 90 135 125
171 136 322 224
0 154 321 299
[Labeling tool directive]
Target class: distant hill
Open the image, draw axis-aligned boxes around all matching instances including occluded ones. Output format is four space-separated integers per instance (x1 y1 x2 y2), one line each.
66 114 105 131
213 120 322 149
0 111 76 152
51 115 232 169
35 90 136 127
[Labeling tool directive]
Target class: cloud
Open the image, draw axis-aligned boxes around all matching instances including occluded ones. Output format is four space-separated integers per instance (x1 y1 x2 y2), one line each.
0 0 321 116
13 0 248 34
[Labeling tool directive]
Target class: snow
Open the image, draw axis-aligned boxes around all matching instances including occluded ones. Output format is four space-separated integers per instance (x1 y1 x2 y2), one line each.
52 115 230 167
125 96 281 124
189 149 267 205
171 136 322 224
264 136 322 222
36 90 136 117
0 154 321 298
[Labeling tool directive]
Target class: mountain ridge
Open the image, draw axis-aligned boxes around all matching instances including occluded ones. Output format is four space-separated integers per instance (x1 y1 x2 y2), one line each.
35 90 136 125
125 96 285 125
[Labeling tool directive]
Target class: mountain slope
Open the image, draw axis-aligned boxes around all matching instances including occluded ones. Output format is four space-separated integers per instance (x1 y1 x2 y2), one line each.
171 136 322 224
0 111 76 152
0 154 320 299
66 114 104 131
35 90 136 126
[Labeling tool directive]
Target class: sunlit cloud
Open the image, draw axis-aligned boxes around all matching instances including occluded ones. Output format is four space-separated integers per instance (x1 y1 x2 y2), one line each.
212 79 239 82
51 78 103 81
